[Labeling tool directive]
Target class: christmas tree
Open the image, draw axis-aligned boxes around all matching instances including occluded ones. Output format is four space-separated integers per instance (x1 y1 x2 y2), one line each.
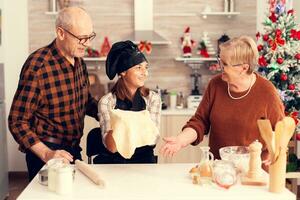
257 1 300 133
197 32 216 58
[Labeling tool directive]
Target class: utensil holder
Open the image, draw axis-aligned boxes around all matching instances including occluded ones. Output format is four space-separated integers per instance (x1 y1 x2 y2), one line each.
269 147 287 193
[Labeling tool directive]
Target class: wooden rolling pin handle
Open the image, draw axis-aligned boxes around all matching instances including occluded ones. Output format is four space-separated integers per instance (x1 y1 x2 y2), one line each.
75 160 105 187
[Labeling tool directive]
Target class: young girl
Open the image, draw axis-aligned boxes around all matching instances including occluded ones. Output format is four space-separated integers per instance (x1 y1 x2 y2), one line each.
95 40 161 164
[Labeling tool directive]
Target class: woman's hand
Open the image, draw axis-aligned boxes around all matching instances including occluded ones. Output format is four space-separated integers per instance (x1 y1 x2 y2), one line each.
160 128 198 158
160 136 185 157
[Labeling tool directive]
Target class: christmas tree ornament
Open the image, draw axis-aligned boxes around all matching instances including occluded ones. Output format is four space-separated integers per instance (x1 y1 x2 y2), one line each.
295 53 300 60
269 12 277 23
288 84 295 90
138 41 152 54
263 34 269 41
280 73 288 81
275 2 285 15
217 34 230 54
100 36 111 57
85 47 100 57
197 32 215 58
275 29 282 36
287 9 294 15
277 57 284 64
258 56 268 67
257 45 263 51
180 27 195 57
256 32 260 40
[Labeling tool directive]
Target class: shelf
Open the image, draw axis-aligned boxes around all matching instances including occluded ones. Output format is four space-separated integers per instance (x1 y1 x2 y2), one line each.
200 12 240 19
45 12 198 17
175 57 217 63
83 57 106 62
154 13 197 17
286 172 300 179
45 11 58 15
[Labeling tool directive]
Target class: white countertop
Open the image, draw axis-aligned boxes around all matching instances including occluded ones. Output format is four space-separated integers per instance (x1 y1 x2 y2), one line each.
161 108 196 116
17 163 295 200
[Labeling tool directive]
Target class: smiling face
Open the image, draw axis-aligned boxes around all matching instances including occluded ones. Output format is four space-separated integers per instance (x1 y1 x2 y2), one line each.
121 61 149 89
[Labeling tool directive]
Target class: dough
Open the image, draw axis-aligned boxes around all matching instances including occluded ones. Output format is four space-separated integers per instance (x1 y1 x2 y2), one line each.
109 109 159 158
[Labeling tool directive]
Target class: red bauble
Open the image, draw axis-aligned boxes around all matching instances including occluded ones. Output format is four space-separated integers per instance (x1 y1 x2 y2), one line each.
257 45 263 51
288 84 295 90
280 73 288 81
258 56 267 67
288 9 294 15
269 12 277 23
297 133 300 141
295 53 300 60
276 57 284 64
263 34 269 41
275 29 282 37
256 32 260 40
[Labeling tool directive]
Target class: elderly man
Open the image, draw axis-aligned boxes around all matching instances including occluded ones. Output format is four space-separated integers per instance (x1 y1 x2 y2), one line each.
8 7 98 181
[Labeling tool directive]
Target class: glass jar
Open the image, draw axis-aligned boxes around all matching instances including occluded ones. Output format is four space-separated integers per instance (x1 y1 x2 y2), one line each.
198 146 214 183
212 160 237 189
47 158 64 192
55 165 74 195
169 91 177 109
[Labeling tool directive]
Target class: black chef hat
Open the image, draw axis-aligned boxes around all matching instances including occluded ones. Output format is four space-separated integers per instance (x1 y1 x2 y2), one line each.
106 40 147 80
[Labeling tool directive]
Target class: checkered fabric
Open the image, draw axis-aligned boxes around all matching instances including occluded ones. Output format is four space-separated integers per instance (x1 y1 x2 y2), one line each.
8 40 98 151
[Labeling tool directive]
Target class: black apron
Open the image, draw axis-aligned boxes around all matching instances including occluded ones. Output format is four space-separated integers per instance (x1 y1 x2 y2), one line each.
94 90 157 164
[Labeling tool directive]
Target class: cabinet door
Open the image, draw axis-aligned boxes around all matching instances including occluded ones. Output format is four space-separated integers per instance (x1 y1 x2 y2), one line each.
157 115 208 163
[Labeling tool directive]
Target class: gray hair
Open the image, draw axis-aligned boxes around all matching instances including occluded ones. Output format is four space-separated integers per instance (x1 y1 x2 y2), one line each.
55 7 86 30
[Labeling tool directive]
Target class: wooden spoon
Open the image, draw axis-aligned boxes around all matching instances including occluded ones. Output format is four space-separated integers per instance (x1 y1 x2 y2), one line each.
274 120 285 162
257 119 275 160
280 117 296 149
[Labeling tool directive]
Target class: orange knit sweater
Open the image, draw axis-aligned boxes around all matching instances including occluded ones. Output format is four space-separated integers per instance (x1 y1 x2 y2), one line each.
183 73 285 159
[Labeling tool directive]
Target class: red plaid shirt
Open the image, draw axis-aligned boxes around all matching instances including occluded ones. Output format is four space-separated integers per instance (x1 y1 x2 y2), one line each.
8 40 98 152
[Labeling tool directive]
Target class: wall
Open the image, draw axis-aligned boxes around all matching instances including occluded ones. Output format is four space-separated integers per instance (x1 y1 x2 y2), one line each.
3 0 28 171
257 0 268 32
294 0 300 24
0 0 3 62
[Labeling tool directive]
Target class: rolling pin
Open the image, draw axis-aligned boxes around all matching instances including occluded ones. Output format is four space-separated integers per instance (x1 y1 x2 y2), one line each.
75 160 105 187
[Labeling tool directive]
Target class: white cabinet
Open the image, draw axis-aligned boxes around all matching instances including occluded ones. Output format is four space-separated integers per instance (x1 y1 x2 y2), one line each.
156 114 208 163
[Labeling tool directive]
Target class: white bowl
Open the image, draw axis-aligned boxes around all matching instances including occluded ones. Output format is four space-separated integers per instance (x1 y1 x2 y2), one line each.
219 146 250 173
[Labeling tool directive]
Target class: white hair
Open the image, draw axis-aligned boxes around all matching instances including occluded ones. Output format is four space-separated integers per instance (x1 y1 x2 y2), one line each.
55 7 87 30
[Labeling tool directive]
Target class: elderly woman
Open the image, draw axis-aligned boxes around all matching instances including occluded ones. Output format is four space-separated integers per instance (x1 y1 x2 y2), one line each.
161 36 284 160
95 40 161 164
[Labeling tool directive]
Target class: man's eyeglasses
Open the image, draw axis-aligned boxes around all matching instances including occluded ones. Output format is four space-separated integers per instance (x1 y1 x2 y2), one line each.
60 27 96 45
216 56 245 70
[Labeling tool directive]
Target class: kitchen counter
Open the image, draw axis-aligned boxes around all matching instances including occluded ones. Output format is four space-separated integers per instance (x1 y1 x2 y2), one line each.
17 163 295 200
161 108 196 116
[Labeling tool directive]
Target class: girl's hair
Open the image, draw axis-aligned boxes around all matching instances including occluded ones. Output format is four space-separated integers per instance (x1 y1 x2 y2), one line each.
111 78 149 100
219 35 258 74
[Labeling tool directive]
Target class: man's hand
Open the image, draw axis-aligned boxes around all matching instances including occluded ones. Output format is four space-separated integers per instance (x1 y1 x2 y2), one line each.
30 142 73 163
43 149 73 163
